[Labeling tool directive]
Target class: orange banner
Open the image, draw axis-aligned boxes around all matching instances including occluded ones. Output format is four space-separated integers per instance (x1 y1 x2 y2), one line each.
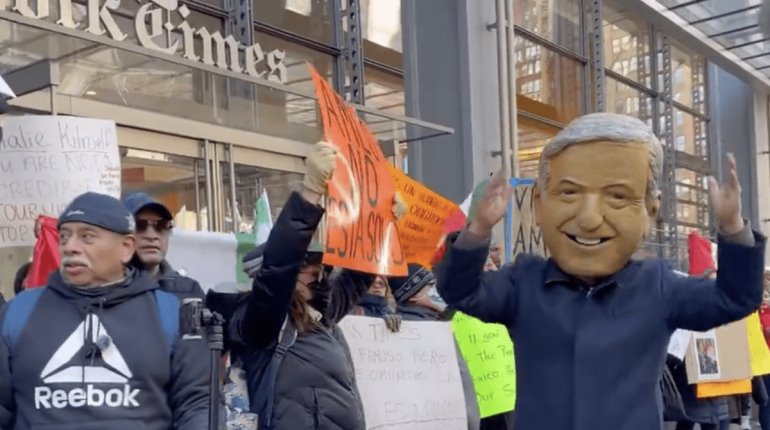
696 379 752 398
388 165 458 268
309 65 407 276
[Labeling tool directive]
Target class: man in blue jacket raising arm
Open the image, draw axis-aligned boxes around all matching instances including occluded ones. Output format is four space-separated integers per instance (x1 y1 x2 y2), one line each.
436 112 766 430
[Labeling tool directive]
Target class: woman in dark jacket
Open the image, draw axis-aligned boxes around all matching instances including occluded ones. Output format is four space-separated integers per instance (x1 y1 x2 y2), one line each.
228 141 399 430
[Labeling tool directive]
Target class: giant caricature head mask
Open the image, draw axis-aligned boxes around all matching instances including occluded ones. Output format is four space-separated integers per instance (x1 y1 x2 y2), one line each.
533 113 663 282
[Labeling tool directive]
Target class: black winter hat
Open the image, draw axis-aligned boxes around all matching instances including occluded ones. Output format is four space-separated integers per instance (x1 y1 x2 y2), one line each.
390 264 435 303
58 192 135 234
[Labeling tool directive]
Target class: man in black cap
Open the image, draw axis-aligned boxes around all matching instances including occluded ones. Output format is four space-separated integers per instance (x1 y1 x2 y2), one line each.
0 191 209 430
122 192 204 300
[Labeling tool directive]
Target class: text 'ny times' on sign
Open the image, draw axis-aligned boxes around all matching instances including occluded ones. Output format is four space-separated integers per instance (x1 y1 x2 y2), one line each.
0 116 121 247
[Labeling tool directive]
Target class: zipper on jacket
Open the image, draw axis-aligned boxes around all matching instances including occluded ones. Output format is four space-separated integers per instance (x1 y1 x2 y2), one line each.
586 287 595 299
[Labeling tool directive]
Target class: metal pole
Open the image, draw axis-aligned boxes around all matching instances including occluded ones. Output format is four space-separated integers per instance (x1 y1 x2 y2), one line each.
228 144 238 233
505 0 519 177
496 0 513 178
194 159 201 231
203 140 214 231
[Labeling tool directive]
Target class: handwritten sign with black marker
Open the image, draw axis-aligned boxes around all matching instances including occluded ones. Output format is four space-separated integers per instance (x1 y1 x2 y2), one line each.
505 179 548 261
0 116 120 247
339 316 467 430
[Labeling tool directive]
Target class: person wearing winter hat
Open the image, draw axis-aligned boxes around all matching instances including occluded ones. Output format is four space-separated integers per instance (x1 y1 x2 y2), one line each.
122 192 204 300
0 192 209 430
228 140 407 430
391 264 481 430
351 276 402 333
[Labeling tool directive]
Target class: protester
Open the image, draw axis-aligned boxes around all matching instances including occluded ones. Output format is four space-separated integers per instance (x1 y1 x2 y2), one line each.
229 141 380 430
0 192 209 429
352 276 401 332
760 283 770 430
122 192 205 300
436 112 765 430
391 264 481 430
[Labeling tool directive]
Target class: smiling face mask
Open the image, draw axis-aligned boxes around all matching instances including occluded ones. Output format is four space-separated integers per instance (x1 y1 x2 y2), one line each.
534 141 659 282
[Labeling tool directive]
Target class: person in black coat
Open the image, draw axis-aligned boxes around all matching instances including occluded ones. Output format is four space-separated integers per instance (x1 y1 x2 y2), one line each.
228 141 403 430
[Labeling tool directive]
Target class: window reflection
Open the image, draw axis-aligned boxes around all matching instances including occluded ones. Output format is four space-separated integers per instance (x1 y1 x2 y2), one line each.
221 164 303 233
121 148 206 231
517 116 560 179
603 3 652 87
254 0 333 44
514 0 582 53
666 44 706 113
515 38 584 124
364 67 405 117
361 0 403 70
606 77 653 126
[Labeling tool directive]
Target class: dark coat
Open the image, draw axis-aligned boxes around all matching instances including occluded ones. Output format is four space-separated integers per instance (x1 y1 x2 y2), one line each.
668 357 729 424
231 191 371 430
436 228 765 430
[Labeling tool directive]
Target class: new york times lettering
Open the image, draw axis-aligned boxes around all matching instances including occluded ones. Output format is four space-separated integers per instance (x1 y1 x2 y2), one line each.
8 0 287 83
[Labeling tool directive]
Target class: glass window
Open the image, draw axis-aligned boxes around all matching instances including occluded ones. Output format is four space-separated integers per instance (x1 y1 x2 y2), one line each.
253 31 334 93
364 67 405 117
515 39 584 124
221 164 303 233
514 0 582 54
121 148 206 231
517 116 561 179
253 0 334 44
606 77 653 125
603 3 652 88
672 108 705 156
666 43 706 113
361 0 402 67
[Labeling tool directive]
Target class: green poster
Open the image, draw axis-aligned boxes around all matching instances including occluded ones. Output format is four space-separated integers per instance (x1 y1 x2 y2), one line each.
235 232 255 283
452 312 516 418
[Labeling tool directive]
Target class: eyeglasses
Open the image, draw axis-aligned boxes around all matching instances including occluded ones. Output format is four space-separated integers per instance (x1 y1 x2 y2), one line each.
136 219 173 233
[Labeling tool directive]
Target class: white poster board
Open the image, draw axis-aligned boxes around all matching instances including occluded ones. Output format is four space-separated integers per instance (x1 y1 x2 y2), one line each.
339 316 468 430
165 229 238 292
0 115 120 247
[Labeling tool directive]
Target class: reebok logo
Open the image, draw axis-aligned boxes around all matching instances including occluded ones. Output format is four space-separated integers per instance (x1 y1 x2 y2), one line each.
34 315 141 410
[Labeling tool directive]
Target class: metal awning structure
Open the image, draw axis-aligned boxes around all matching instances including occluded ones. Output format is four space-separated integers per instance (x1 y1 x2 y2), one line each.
618 0 770 92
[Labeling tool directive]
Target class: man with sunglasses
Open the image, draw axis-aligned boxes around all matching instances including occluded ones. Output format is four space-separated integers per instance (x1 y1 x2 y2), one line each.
122 193 205 301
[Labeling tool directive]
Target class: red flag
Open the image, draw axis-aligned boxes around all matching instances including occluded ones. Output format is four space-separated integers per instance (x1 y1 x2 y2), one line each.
25 216 60 288
688 231 715 276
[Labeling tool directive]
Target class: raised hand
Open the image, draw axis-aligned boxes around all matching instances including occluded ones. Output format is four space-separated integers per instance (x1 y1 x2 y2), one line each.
709 153 744 235
392 193 408 221
302 140 339 197
468 170 512 237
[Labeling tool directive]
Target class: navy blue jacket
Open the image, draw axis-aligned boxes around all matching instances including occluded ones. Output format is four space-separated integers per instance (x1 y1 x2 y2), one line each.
0 269 210 430
436 228 766 430
231 191 370 430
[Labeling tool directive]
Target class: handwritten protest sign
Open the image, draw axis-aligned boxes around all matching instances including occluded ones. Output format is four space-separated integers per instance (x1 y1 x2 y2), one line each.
504 178 547 263
388 165 458 268
340 316 467 430
309 65 407 276
452 312 516 418
0 116 120 247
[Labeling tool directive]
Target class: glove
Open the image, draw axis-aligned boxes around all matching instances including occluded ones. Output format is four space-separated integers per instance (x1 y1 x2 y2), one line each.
392 192 407 221
383 314 402 333
302 140 339 194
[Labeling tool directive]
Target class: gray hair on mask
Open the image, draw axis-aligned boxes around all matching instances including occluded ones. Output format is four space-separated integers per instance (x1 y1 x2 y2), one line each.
537 113 664 202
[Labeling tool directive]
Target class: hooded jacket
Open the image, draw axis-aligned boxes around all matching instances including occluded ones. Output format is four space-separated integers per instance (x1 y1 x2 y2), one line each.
436 227 765 430
230 191 371 430
0 269 210 430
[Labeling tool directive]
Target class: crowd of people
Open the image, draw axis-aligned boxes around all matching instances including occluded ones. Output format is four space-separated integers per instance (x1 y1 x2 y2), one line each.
0 112 768 430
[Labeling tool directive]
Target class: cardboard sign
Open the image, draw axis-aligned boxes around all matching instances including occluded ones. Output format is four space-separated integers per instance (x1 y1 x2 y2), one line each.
166 229 239 292
388 165 459 268
309 65 407 277
0 116 121 247
686 319 752 384
339 316 468 430
504 179 547 263
696 379 752 399
452 312 516 418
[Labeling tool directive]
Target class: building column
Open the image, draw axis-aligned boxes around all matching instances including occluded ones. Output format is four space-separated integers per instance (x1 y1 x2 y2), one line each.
401 0 503 202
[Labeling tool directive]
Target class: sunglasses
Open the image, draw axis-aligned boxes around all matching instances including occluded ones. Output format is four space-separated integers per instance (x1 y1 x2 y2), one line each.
136 219 173 233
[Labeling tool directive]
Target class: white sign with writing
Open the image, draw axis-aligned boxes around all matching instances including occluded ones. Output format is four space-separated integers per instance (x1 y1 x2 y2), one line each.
166 229 238 292
339 316 468 430
0 115 120 247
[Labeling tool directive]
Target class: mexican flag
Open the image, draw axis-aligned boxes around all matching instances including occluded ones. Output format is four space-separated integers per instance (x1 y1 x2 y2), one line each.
254 189 272 246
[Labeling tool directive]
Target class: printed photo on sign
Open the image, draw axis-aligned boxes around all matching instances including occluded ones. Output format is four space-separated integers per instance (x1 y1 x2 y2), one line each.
694 331 721 380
